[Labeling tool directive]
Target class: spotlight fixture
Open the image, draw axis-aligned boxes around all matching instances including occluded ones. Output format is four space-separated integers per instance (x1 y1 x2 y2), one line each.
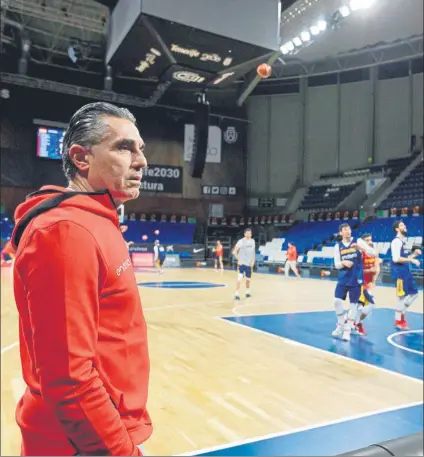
293 36 302 46
339 5 351 17
317 20 327 31
300 31 311 42
310 25 320 35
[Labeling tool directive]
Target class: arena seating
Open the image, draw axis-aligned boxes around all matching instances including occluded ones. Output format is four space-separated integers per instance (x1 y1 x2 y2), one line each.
386 155 418 181
298 182 359 211
380 160 424 209
320 164 386 181
123 220 195 245
259 220 345 264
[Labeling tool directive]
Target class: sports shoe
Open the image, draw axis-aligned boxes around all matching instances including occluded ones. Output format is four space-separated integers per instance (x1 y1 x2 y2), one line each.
395 319 408 330
246 293 251 298
332 325 344 338
234 294 240 300
342 330 351 342
355 323 367 336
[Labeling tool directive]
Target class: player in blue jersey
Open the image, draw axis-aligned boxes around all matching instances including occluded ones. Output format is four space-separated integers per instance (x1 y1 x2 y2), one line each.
154 239 166 275
332 223 377 342
391 220 421 329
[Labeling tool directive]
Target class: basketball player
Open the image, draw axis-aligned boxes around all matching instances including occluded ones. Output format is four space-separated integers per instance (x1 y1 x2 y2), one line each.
1 239 16 265
214 240 224 270
11 102 151 456
154 239 166 274
353 233 381 335
285 242 300 278
332 223 377 341
391 220 421 329
233 228 256 299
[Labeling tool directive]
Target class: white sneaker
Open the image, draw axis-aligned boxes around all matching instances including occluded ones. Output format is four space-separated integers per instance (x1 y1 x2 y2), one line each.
234 294 240 300
342 330 351 342
332 325 344 338
246 293 251 298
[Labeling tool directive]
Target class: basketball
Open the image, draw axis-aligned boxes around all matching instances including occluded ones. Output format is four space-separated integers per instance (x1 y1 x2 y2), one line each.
142 235 148 241
257 63 272 79
154 230 160 235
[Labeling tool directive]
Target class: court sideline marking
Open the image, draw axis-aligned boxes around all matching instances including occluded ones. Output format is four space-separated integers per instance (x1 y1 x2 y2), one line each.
175 400 424 456
216 316 424 384
1 341 19 355
387 329 424 356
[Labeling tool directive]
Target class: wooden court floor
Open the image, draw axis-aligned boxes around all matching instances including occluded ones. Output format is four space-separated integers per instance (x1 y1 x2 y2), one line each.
1 266 423 456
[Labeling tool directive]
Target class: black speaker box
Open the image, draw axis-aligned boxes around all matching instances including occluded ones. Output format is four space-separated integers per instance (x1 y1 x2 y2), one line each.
189 101 210 178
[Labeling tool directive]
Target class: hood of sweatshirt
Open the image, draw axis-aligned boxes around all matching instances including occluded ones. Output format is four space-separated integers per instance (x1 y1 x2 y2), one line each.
12 185 119 249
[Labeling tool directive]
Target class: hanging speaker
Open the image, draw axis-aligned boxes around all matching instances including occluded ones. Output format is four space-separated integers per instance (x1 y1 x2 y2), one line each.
189 95 210 178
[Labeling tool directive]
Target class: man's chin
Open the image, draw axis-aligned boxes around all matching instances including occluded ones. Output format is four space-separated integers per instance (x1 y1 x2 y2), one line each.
111 188 140 204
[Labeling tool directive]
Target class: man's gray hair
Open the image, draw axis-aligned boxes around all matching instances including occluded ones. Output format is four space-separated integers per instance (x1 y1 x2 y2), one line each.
62 102 137 180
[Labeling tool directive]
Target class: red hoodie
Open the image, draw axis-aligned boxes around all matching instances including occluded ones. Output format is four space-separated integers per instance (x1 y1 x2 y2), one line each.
12 186 151 456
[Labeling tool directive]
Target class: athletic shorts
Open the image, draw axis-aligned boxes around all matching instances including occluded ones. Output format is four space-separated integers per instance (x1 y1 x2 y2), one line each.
239 265 252 279
156 258 165 267
335 284 374 305
393 270 418 297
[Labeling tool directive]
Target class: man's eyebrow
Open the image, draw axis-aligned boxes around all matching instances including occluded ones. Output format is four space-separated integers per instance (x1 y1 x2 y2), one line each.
114 138 145 151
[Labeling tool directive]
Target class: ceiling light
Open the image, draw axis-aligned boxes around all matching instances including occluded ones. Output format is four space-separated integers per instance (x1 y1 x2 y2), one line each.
286 41 295 51
300 31 311 42
292 36 302 46
280 44 290 54
339 5 351 17
310 25 320 35
317 20 327 31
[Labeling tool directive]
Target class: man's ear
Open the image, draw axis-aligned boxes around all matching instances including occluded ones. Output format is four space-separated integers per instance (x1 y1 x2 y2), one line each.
68 145 90 173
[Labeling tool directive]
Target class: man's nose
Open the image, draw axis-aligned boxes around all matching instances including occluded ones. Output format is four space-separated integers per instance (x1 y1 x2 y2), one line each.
133 151 147 169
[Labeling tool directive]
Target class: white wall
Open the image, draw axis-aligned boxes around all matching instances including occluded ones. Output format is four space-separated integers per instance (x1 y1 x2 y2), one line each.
247 96 270 195
246 67 423 197
247 94 301 195
304 85 339 183
339 80 373 170
375 77 410 163
412 73 423 138
269 94 302 194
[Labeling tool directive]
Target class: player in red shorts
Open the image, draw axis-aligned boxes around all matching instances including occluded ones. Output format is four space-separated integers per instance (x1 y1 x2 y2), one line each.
354 233 381 335
214 240 224 270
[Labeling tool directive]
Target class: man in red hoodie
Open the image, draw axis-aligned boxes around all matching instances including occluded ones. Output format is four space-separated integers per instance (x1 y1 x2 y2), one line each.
12 102 151 456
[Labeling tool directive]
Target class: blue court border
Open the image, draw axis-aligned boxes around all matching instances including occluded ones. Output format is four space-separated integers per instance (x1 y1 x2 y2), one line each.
188 402 423 456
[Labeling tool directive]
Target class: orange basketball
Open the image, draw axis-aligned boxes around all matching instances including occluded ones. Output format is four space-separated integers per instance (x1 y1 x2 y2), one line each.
154 230 160 235
142 235 148 241
257 63 272 79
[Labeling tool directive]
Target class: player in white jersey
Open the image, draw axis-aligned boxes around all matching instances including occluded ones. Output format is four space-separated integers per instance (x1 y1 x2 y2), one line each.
233 228 256 299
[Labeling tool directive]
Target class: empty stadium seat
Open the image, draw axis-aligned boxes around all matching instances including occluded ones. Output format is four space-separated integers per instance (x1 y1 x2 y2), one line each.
299 182 358 211
381 160 424 209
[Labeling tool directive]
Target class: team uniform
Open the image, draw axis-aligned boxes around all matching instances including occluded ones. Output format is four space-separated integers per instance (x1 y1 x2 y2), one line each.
285 245 299 277
234 237 255 299
214 244 224 270
154 242 166 273
391 236 419 329
332 237 375 341
362 251 377 288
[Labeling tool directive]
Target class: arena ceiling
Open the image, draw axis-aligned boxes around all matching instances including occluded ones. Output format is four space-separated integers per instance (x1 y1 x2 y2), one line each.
1 0 422 111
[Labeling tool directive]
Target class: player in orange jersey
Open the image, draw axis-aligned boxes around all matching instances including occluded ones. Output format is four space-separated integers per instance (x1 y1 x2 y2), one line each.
353 233 381 335
1 239 16 266
285 242 300 278
214 240 224 270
